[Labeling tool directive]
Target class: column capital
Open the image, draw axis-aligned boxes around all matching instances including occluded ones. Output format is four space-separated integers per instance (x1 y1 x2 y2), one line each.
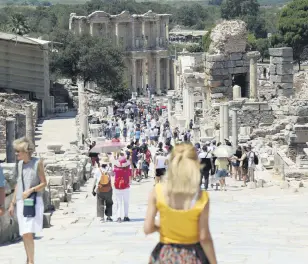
247 51 260 61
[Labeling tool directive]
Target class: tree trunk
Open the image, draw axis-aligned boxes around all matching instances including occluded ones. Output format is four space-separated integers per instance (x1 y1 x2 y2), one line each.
298 60 301 71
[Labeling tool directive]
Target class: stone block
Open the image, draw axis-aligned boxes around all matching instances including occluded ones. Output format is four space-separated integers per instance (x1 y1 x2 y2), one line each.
47 143 63 154
276 63 293 75
49 176 64 186
257 179 264 188
43 212 51 228
233 66 248 74
289 180 304 188
211 68 226 75
247 182 256 189
271 74 293 83
269 47 293 57
235 60 244 67
206 54 226 62
66 192 72 202
230 52 243 61
208 80 224 88
277 88 294 97
269 65 276 75
224 80 232 86
206 61 224 69
270 56 293 64
211 86 228 93
226 60 236 68
51 198 60 209
280 181 289 189
276 82 293 90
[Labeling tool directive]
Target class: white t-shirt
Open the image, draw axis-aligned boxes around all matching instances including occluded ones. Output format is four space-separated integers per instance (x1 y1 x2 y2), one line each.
150 130 155 138
248 152 256 169
93 167 110 192
144 128 150 137
198 151 212 160
156 155 167 169
153 128 159 136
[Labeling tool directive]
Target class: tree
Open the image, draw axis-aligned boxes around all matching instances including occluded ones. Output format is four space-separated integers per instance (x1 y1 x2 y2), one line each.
50 32 129 101
202 29 212 52
9 13 30 36
221 0 260 20
255 38 269 62
276 0 308 70
209 0 223 5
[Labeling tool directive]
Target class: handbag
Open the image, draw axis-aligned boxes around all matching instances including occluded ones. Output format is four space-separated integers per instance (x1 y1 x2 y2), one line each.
21 170 37 218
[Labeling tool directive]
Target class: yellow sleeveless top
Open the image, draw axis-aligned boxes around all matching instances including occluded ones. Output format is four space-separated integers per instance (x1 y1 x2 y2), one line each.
155 183 209 244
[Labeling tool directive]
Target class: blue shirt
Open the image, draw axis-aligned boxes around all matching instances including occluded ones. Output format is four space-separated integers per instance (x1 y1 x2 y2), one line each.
0 166 5 187
135 130 141 139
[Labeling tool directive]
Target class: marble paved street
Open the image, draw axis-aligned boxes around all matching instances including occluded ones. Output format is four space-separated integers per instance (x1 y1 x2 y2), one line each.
1 176 308 264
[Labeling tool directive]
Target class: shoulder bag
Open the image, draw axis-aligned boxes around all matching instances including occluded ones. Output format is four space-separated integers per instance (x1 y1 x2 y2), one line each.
21 164 37 218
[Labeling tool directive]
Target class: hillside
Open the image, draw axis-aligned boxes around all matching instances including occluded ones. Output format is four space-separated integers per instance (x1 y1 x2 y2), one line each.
0 0 291 7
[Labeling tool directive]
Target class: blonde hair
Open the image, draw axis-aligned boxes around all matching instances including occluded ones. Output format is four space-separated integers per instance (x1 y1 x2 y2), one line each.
164 143 200 197
13 137 35 155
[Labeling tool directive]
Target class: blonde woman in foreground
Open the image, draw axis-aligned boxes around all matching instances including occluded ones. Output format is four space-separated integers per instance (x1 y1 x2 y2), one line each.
8 137 47 264
144 143 217 264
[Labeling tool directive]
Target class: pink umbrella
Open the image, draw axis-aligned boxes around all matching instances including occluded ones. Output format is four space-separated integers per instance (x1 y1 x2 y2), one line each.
89 140 126 153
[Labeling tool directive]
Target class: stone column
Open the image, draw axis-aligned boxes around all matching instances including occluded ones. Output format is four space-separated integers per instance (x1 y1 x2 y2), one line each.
142 58 147 95
105 23 109 38
231 109 238 148
156 57 161 95
219 104 224 143
142 21 146 48
247 51 260 101
223 103 229 141
25 104 35 145
132 59 137 93
132 20 135 49
78 83 88 143
115 22 119 46
166 58 170 91
89 22 94 36
6 118 16 163
165 22 169 46
167 95 172 122
156 19 160 48
15 113 23 139
233 85 241 100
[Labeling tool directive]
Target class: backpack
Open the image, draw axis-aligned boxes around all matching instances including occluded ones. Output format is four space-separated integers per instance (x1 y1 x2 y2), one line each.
184 133 188 141
97 169 112 193
243 156 249 170
253 153 259 165
114 168 130 189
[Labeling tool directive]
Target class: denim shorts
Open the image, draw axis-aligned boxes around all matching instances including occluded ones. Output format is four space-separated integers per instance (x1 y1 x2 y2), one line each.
0 167 5 187
216 169 228 178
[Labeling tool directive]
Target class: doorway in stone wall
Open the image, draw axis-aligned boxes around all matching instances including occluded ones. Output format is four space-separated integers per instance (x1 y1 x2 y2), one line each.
232 73 248 97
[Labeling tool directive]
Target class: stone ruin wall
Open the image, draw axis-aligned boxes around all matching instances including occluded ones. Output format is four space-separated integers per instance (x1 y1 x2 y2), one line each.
0 93 37 155
205 53 250 102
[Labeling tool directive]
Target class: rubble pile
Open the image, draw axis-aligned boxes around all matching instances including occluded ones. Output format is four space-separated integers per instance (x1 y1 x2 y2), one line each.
0 93 37 154
209 20 247 55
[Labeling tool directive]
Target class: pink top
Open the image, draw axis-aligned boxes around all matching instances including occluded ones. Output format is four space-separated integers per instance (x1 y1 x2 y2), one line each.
113 166 131 189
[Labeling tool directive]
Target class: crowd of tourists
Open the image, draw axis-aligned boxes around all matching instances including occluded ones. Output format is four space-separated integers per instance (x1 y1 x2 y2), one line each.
0 98 259 264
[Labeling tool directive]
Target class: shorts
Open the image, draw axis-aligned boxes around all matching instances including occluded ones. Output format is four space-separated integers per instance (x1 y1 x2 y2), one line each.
132 163 137 169
154 136 159 142
156 168 166 177
150 136 155 141
216 169 228 178
232 161 240 167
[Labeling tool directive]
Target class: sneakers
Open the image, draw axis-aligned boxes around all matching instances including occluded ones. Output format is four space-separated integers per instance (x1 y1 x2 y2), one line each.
100 218 105 223
123 217 130 222
106 217 113 222
117 217 122 223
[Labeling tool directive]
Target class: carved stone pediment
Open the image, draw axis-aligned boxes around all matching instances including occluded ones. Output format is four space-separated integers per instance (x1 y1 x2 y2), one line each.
143 10 157 18
88 11 110 20
116 10 131 20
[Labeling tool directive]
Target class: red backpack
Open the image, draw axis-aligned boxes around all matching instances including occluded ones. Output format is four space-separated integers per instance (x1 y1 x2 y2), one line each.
114 167 130 189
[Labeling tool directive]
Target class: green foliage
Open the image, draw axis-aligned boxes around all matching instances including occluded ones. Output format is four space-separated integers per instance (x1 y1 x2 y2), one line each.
202 29 212 52
9 13 30 35
255 38 269 62
274 0 308 69
186 44 203 53
247 32 257 50
208 0 223 5
50 32 127 101
221 0 260 19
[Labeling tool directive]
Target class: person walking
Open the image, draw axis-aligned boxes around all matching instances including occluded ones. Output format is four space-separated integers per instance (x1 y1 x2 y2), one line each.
215 157 229 191
0 164 5 216
239 146 248 187
199 145 214 190
122 123 128 142
92 158 113 223
113 153 132 223
231 146 242 180
144 143 217 264
247 146 258 182
8 137 47 264
154 149 167 185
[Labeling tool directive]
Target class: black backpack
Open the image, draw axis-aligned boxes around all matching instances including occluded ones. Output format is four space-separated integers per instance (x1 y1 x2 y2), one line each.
253 153 259 165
